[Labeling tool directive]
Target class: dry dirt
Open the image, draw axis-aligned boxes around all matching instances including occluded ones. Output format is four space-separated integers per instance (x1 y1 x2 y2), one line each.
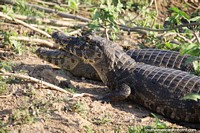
0 0 200 132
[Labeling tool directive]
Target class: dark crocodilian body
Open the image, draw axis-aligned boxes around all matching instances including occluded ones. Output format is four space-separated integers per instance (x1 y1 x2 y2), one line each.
36 48 196 80
51 31 200 123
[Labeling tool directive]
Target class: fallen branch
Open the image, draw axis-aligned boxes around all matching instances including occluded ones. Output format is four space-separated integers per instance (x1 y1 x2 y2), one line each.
9 36 59 48
193 32 200 44
1 0 90 22
72 93 96 98
28 3 90 22
30 24 68 31
0 71 72 95
14 14 87 27
0 71 96 99
33 0 69 8
177 34 193 44
68 29 83 36
158 32 194 44
119 22 200 32
33 0 58 6
183 0 199 9
0 12 51 38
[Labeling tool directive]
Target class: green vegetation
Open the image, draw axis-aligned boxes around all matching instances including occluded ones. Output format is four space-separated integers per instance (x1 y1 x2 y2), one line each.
89 0 123 39
128 114 167 133
0 61 13 95
0 77 8 95
83 125 96 133
0 120 8 133
2 1 45 17
182 93 200 101
73 101 88 115
30 99 57 115
65 87 77 93
67 0 79 13
93 114 112 125
1 31 25 55
9 109 36 125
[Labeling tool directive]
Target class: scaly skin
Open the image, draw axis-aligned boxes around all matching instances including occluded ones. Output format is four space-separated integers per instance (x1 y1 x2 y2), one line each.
36 48 196 80
36 48 100 80
51 31 200 123
127 49 196 72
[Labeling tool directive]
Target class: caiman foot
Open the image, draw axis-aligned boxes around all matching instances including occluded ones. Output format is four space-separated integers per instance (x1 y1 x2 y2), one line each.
100 84 131 102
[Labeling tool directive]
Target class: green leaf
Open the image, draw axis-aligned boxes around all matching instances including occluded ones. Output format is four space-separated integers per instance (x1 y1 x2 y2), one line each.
101 0 105 4
151 113 167 129
169 7 180 13
106 0 112 7
71 2 77 10
165 42 173 49
169 7 189 19
181 44 200 56
193 60 200 69
179 11 189 19
9 40 23 55
68 0 79 12
181 93 200 101
165 42 179 50
193 61 200 75
190 16 200 22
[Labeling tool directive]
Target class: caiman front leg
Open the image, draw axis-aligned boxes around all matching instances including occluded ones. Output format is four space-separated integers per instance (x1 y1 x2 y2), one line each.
100 83 131 102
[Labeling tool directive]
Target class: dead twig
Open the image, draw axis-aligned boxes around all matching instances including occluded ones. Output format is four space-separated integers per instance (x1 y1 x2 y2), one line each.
68 29 82 36
151 0 158 28
30 24 68 31
72 93 96 98
158 32 178 42
9 36 59 48
0 12 51 38
0 71 72 95
177 34 193 44
14 14 87 27
0 71 96 99
193 32 200 44
33 0 69 8
0 93 13 98
0 0 90 22
183 0 199 9
28 4 90 22
119 22 200 32
33 0 58 6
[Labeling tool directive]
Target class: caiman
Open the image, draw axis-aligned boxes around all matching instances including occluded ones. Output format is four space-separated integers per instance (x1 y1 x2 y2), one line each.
36 48 196 80
51 31 200 123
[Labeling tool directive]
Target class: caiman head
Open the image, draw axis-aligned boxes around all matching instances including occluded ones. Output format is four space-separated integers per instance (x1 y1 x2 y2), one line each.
36 48 81 71
52 31 136 84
